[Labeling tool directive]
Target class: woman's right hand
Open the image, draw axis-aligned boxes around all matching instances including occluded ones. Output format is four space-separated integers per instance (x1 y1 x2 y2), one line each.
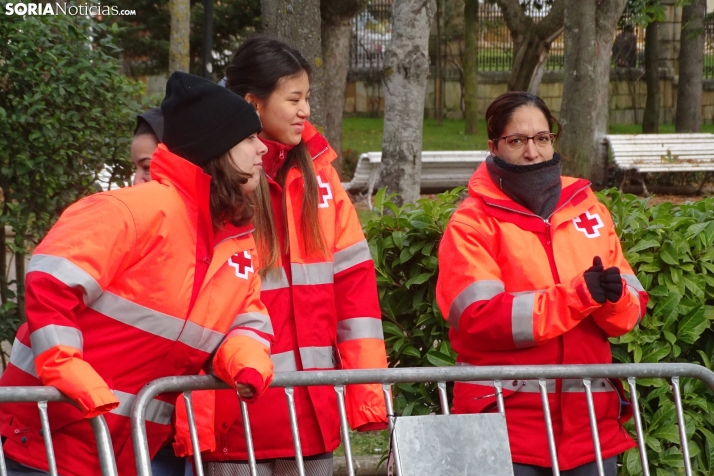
236 383 256 400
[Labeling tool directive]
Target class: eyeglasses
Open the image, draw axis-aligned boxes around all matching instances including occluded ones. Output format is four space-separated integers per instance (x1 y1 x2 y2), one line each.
495 133 556 151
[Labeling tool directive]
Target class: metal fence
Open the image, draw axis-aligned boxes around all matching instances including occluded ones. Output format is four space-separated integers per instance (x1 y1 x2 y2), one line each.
131 363 714 476
0 386 117 476
350 0 392 70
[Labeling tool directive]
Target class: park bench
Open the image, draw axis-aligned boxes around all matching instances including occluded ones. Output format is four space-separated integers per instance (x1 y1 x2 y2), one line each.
604 133 714 195
342 150 490 202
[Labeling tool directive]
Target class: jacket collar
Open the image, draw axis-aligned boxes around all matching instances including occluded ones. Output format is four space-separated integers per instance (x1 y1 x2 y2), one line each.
469 162 595 225
261 137 294 179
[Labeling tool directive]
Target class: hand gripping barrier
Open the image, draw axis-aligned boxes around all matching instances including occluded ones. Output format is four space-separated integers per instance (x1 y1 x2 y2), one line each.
0 386 118 476
131 363 714 476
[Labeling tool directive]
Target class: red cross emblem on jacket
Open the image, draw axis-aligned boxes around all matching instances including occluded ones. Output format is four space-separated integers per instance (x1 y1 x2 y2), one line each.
317 175 332 208
228 251 254 279
572 210 604 238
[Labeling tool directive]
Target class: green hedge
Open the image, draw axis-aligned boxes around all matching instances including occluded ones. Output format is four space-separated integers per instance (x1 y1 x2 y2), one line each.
366 188 714 475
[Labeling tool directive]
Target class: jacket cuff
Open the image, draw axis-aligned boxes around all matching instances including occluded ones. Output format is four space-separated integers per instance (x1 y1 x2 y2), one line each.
235 368 265 403
80 388 120 418
569 274 602 317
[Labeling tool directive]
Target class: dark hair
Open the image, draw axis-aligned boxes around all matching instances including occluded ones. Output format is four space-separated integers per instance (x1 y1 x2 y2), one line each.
485 92 561 144
202 152 254 229
134 119 158 139
226 36 326 271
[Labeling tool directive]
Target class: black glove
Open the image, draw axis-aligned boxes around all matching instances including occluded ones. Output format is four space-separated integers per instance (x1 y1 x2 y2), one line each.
600 266 623 303
583 256 606 304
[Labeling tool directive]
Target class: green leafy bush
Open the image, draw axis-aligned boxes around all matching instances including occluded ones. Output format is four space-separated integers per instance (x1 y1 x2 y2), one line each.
0 14 144 348
367 188 714 474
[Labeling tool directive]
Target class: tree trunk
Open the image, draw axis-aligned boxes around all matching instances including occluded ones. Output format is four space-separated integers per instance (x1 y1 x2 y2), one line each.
463 0 479 135
262 0 326 130
642 21 660 133
496 0 564 93
675 0 705 132
559 0 627 185
0 225 6 305
321 0 369 177
14 250 24 323
379 0 436 206
168 0 190 73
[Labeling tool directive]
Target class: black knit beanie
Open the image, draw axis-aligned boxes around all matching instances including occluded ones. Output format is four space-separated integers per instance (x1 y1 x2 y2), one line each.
161 72 262 166
135 107 164 141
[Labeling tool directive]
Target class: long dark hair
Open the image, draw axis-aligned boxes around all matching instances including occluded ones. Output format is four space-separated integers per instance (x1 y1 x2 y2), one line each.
485 92 561 144
202 152 254 229
226 36 326 273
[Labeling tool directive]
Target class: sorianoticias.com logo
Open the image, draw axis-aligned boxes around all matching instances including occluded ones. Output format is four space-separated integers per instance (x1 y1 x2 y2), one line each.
4 3 136 15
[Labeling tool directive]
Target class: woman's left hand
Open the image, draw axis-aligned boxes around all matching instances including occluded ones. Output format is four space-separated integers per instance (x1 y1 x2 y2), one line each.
236 383 256 400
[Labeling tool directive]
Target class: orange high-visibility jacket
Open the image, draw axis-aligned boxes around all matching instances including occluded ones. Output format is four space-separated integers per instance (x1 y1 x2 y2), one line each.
0 145 274 476
436 164 648 470
177 122 388 461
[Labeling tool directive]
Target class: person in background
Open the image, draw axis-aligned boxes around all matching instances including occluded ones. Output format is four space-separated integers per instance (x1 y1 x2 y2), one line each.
175 36 389 476
131 107 163 185
436 91 648 476
0 72 274 476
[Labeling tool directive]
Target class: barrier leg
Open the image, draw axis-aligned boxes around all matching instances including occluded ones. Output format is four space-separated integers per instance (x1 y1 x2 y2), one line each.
239 397 258 476
0 420 8 476
182 392 204 476
494 380 506 417
583 379 604 476
284 387 305 476
334 386 355 476
437 382 449 415
538 379 560 476
88 415 118 476
671 377 692 476
627 377 650 476
37 402 58 476
382 384 402 476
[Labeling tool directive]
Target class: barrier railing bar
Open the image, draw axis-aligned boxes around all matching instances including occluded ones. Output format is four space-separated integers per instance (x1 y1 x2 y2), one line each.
239 397 258 476
627 377 650 476
0 415 7 476
37 401 58 476
382 383 401 476
182 392 204 476
334 385 355 476
671 377 692 476
87 415 118 476
437 381 449 415
538 379 560 476
583 379 604 476
284 387 306 476
130 363 714 476
494 380 506 417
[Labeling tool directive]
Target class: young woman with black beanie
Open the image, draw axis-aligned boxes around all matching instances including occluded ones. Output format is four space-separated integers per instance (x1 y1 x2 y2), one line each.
0 72 274 476
174 36 389 476
436 91 649 476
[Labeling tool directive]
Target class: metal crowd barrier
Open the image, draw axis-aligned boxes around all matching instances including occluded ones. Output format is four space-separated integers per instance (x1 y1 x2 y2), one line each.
0 386 117 476
131 363 714 476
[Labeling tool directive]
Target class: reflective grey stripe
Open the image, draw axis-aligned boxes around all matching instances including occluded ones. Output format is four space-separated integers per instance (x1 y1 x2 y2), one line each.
30 325 83 356
291 262 334 286
562 378 616 393
627 287 643 322
260 268 289 291
299 346 335 369
28 254 103 305
337 317 384 343
271 350 298 372
460 378 556 393
225 329 271 349
112 390 174 425
334 240 372 274
448 280 505 331
622 274 645 293
90 292 224 354
511 293 536 348
232 312 274 336
9 339 37 377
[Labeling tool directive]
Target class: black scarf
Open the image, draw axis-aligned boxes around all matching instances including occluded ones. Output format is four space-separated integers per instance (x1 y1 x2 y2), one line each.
485 153 562 219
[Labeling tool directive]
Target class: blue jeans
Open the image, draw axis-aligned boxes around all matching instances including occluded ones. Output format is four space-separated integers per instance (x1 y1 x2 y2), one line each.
151 444 194 476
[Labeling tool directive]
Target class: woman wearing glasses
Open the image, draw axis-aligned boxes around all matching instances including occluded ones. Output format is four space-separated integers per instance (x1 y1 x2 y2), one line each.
436 91 648 476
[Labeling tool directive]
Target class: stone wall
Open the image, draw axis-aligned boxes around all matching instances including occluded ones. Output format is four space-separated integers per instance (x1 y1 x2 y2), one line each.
345 68 714 125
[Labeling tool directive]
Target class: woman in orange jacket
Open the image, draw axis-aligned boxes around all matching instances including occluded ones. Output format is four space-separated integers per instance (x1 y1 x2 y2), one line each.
0 72 274 476
436 92 648 476
181 36 389 476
